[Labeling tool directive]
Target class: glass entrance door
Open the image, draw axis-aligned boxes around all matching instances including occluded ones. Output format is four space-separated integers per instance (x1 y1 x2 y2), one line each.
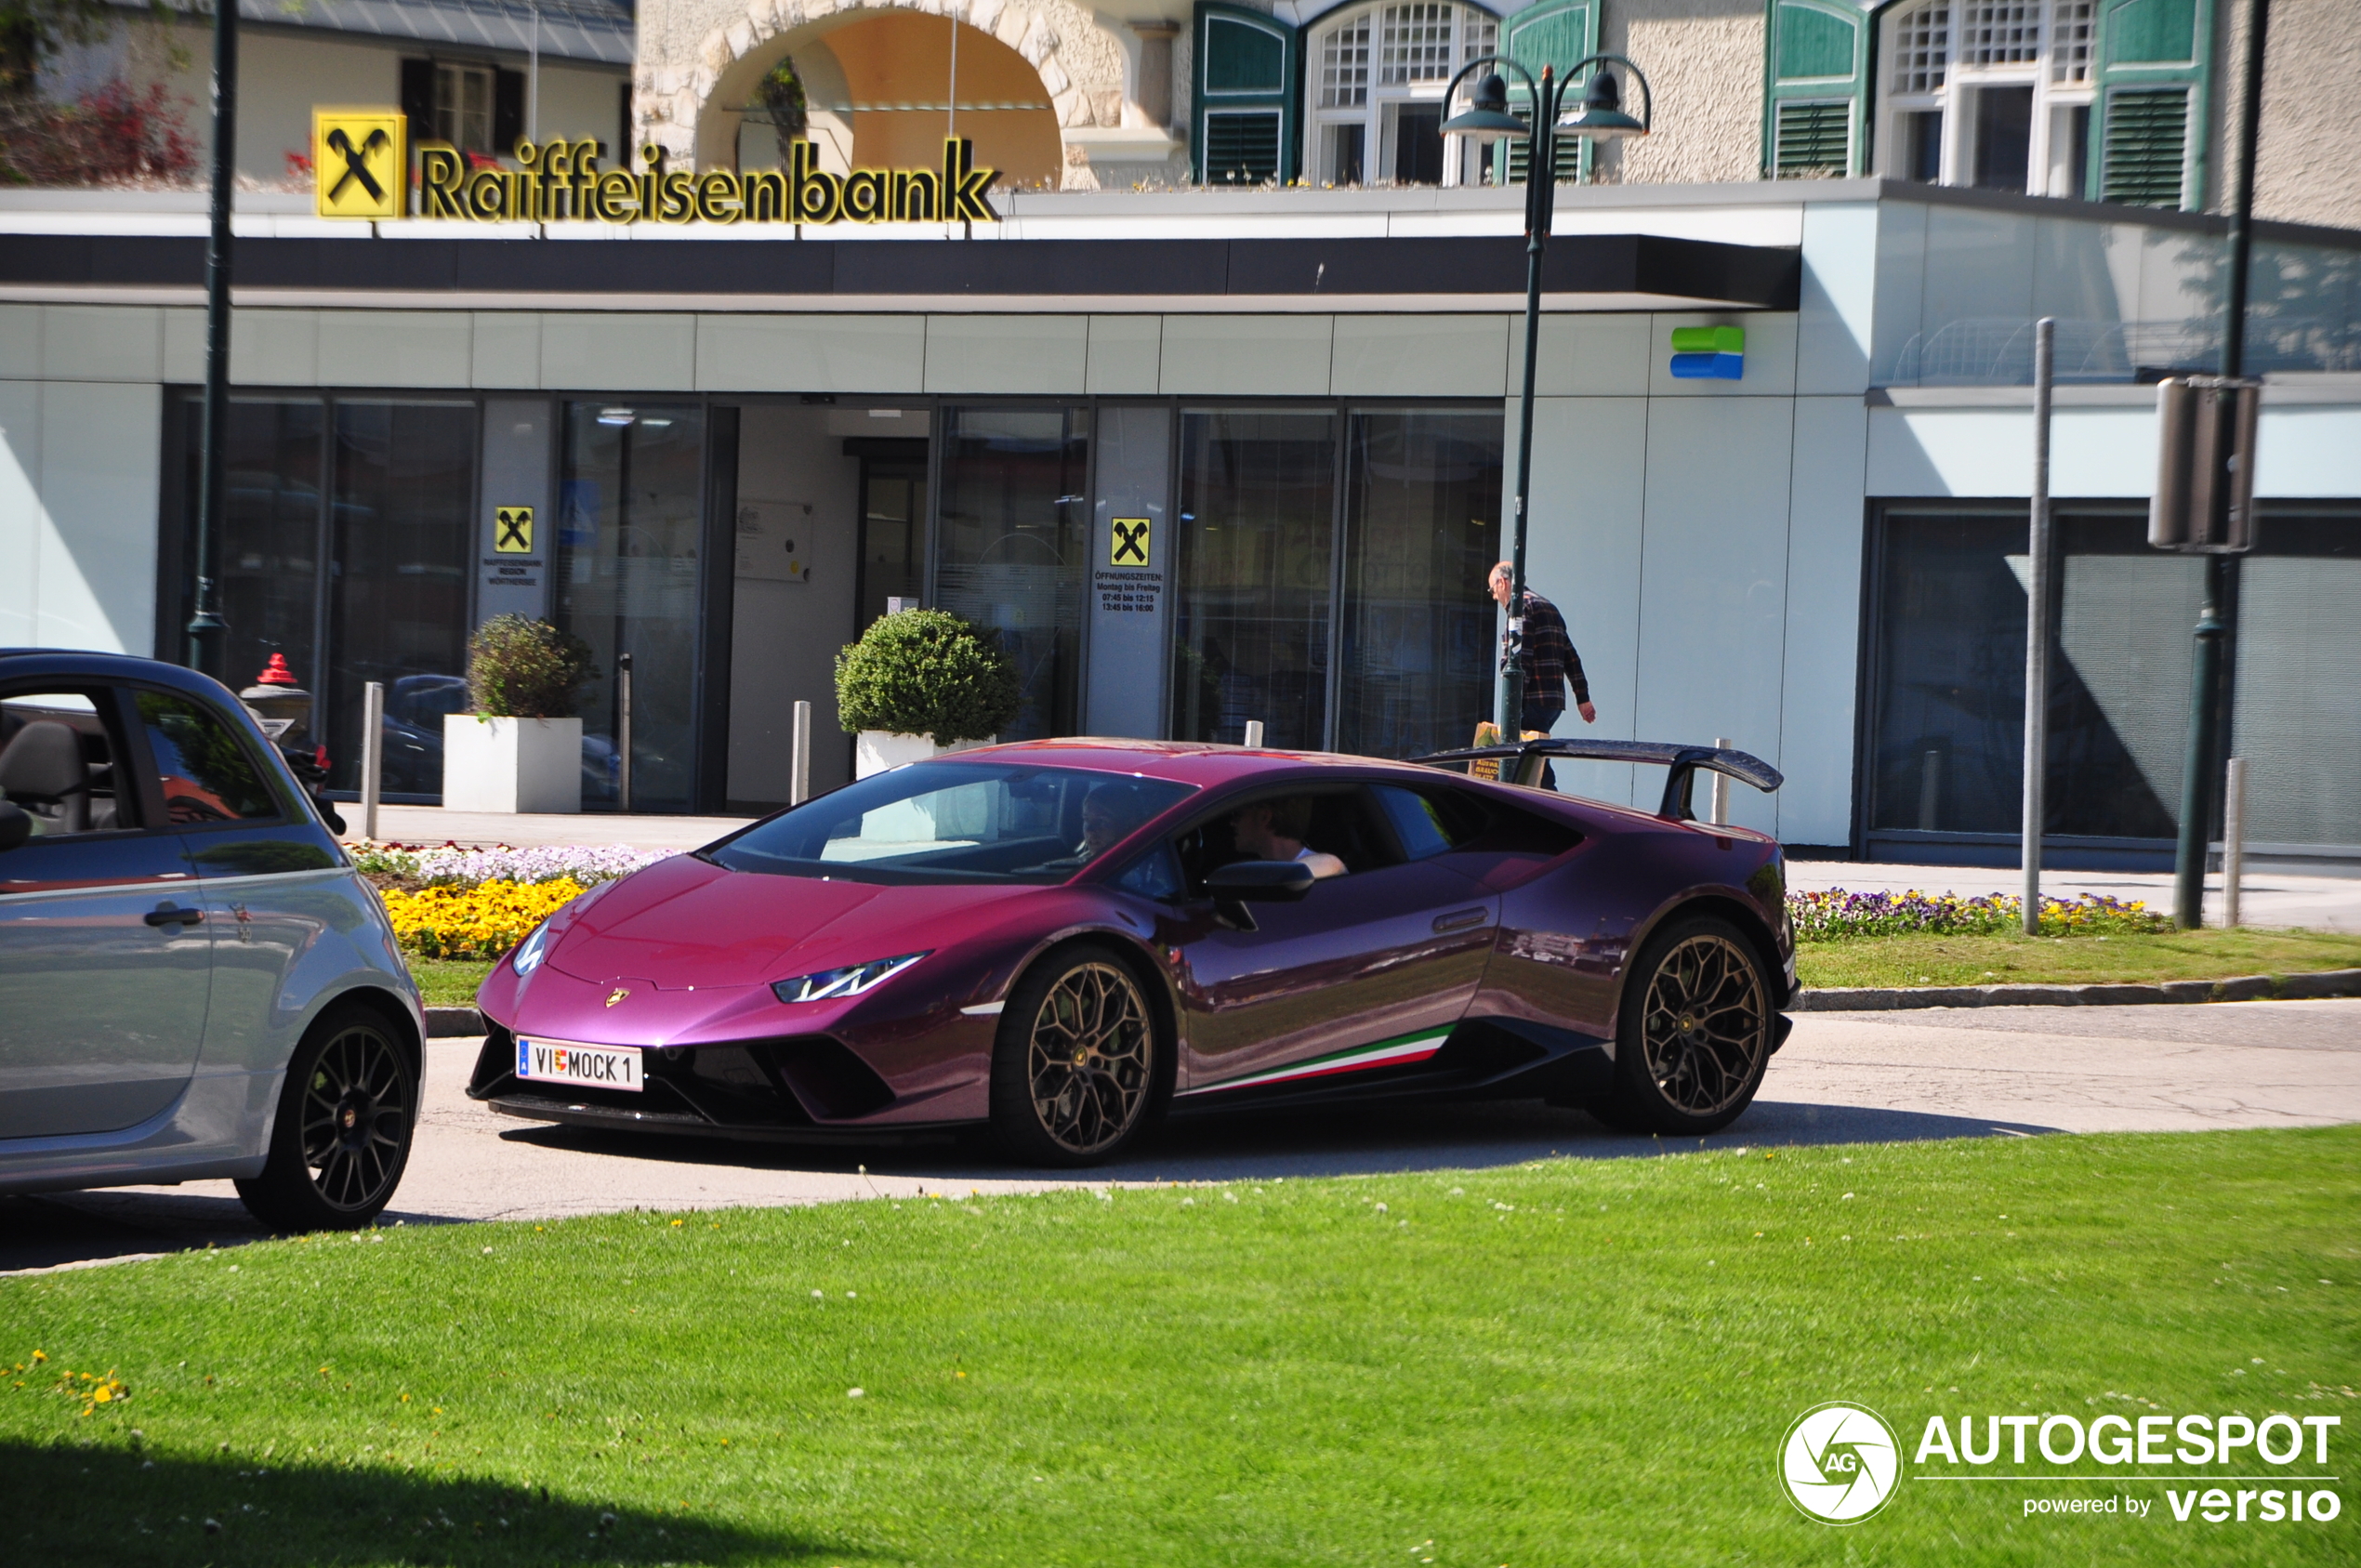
557 402 708 811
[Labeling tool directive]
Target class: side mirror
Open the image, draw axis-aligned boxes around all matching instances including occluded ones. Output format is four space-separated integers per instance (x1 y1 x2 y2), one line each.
1205 859 1315 930
0 801 31 852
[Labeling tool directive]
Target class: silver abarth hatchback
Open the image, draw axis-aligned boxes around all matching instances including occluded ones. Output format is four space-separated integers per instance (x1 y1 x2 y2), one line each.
0 650 422 1231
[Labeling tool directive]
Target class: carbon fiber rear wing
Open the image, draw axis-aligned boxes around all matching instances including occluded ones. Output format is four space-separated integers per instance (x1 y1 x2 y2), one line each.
1408 738 1783 822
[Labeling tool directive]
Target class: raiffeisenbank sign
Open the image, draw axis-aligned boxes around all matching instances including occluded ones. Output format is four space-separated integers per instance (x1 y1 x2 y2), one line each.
310 108 1000 226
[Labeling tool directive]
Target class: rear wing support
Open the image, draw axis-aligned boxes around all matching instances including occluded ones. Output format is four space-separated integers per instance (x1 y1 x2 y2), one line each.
1408 738 1784 822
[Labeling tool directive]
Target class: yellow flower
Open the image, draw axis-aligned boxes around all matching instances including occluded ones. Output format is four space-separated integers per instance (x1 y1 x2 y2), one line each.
381 877 587 961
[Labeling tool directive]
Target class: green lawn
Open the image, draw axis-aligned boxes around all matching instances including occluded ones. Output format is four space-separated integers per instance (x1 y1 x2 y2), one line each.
408 956 498 1008
5 1127 2354 1565
1797 927 2361 991
405 927 2361 1010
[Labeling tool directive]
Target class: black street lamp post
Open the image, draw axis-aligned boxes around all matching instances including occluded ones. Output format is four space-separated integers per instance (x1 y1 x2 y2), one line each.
187 0 240 679
1442 55 1650 744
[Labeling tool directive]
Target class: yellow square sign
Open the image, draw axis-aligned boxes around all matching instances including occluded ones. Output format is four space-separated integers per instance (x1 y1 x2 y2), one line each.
314 109 406 219
494 506 534 553
1110 517 1152 567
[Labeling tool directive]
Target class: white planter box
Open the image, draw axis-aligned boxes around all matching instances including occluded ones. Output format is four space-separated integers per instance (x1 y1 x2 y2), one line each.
854 731 996 780
442 715 583 813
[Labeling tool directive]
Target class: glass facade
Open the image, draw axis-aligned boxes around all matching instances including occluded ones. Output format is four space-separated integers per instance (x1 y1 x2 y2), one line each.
323 402 478 795
934 408 1090 742
556 402 708 811
1172 410 1339 750
1336 410 1502 758
1866 505 2360 857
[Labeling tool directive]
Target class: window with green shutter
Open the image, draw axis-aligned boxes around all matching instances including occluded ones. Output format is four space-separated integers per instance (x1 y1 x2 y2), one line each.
1762 0 1866 178
1492 0 1594 186
1194 2 1301 185
2091 0 2209 209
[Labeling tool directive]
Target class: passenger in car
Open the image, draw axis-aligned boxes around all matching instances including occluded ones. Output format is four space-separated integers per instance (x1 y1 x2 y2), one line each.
1227 796 1348 880
1076 783 1154 861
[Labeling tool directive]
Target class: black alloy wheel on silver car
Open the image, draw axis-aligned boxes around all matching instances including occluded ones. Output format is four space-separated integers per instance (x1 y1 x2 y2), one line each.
1599 914 1774 1136
235 1005 417 1232
988 943 1165 1166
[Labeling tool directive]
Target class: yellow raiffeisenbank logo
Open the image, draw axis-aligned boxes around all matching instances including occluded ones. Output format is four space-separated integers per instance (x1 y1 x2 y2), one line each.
313 109 405 219
310 108 999 225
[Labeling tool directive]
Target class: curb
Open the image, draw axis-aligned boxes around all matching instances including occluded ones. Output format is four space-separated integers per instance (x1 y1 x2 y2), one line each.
1795 968 2361 1012
426 1007 485 1037
424 970 2361 1033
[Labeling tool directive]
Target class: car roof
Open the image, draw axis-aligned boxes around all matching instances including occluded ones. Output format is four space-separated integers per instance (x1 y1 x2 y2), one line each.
930 738 1466 788
0 649 237 703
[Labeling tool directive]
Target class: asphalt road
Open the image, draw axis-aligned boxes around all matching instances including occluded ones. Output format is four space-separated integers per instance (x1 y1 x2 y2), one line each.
7 998 2358 1274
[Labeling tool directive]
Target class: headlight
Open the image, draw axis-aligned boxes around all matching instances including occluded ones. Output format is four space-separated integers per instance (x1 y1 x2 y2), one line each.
511 919 553 977
772 952 930 1004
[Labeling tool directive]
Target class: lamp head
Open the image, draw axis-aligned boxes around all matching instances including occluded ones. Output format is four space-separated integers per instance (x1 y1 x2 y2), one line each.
1560 65 1647 138
1441 72 1529 142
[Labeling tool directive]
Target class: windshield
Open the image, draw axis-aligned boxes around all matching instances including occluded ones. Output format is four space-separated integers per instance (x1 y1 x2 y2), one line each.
708 763 1196 885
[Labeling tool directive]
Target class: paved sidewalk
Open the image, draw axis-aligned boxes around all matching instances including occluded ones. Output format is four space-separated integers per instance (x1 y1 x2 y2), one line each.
350 804 756 850
7 999 2357 1273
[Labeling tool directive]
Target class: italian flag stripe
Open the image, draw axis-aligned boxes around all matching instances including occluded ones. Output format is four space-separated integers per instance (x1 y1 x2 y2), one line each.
1186 1026 1453 1097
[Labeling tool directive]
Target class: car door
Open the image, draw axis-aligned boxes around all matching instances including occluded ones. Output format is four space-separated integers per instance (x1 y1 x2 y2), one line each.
131 687 348 1080
1164 783 1497 1098
0 683 212 1140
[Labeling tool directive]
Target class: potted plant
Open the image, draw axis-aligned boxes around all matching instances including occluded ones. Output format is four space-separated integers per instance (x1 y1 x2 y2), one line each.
442 615 597 813
835 608 1021 777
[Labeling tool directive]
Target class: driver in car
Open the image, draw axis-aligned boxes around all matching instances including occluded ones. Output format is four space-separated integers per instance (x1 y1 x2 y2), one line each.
1227 796 1347 880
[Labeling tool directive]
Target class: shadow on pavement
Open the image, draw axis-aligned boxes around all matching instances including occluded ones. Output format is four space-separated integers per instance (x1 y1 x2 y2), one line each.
494 1095 2060 1183
0 1442 829 1567
3 1100 2057 1274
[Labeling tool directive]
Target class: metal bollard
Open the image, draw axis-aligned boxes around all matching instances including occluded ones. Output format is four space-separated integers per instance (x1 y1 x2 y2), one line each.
1709 735 1732 825
360 680 384 840
2223 756 2247 929
1243 720 1264 748
791 699 811 805
616 652 634 813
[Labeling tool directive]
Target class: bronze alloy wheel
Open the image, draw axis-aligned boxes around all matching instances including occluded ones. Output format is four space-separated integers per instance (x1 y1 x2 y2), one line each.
299 1021 414 1212
1637 930 1769 1118
1022 960 1155 1157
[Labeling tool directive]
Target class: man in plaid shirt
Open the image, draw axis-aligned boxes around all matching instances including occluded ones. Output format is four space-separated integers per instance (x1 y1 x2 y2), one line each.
1488 561 1595 731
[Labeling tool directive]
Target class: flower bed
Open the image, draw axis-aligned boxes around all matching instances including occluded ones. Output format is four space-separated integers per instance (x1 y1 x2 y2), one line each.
1789 888 2169 942
352 841 672 889
378 876 588 961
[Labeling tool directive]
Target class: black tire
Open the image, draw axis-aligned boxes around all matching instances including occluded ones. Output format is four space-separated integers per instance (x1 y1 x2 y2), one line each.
987 943 1165 1166
1599 914 1774 1136
235 1004 417 1232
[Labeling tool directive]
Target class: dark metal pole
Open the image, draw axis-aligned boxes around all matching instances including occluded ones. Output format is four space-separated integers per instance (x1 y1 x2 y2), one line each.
2021 317 2054 934
1501 66 1556 745
186 0 238 677
2171 0 2268 929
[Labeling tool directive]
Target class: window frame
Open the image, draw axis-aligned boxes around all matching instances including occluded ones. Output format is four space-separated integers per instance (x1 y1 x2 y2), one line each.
1874 0 2100 198
1304 0 1499 187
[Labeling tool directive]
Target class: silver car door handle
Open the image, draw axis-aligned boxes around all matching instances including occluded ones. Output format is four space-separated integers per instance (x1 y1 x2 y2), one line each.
144 904 204 927
1432 907 1488 933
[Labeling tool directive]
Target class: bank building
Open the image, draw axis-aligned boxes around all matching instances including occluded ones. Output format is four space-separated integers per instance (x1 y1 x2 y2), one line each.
2 0 2355 869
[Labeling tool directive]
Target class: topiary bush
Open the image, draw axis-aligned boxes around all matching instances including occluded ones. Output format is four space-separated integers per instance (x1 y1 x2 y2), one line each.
467 615 597 718
834 609 1020 744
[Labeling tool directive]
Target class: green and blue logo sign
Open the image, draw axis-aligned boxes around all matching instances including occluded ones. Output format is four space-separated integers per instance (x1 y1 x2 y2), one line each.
1670 324 1746 380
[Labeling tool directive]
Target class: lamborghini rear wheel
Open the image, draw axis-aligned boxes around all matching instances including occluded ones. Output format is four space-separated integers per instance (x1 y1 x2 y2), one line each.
989 944 1163 1166
1600 915 1773 1136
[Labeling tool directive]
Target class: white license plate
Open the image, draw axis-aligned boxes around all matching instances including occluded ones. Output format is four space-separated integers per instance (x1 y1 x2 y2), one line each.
515 1036 643 1093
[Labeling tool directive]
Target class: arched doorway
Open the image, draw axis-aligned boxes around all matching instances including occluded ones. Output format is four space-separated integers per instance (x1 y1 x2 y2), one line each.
707 11 1062 191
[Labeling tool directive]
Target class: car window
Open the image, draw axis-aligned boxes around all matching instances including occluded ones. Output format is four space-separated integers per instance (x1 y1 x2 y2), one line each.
0 689 140 837
711 763 1194 885
1170 787 1402 897
1372 785 1461 860
1114 839 1183 902
136 691 283 824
